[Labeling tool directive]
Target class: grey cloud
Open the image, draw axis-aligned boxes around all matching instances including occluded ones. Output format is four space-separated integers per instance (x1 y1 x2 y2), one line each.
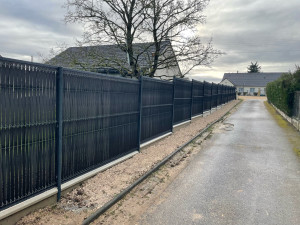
0 0 82 60
1 0 299 75
196 0 300 75
0 0 69 33
186 74 223 83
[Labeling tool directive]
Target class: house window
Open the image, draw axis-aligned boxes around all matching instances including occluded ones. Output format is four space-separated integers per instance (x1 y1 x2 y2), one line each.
250 88 255 93
238 88 244 92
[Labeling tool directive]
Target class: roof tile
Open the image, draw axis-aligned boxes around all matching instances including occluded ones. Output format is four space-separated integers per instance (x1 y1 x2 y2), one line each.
222 72 284 87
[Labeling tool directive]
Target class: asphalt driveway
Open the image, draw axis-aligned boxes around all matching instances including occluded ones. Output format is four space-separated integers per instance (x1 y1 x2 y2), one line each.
140 99 300 225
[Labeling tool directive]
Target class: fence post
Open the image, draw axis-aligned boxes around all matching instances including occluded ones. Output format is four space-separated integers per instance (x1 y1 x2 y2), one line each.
171 76 176 132
190 80 194 120
137 76 143 151
55 67 63 201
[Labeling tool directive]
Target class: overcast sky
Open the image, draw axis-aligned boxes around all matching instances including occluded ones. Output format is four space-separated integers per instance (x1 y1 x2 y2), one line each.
1 0 300 83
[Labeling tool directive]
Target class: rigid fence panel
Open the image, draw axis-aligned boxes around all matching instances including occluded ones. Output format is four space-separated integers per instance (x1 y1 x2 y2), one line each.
211 83 218 109
227 87 231 102
231 87 236 101
141 77 173 143
191 80 204 117
230 87 234 101
217 84 223 106
222 85 227 104
203 81 212 112
61 69 140 181
173 78 192 124
0 58 57 209
234 87 237 100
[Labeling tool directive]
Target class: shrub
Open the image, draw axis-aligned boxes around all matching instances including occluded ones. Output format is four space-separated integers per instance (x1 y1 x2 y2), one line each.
266 67 300 116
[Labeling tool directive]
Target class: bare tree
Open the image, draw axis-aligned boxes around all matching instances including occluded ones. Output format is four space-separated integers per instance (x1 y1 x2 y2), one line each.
142 0 222 77
64 0 222 79
38 42 70 63
65 0 150 77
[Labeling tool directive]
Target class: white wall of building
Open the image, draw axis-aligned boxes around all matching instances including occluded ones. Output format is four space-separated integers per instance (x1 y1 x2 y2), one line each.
154 66 181 80
220 79 266 96
219 79 234 86
236 86 266 96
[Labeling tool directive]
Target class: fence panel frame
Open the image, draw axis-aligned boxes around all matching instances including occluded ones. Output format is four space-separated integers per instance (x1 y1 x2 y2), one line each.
55 67 63 201
173 78 193 125
0 57 58 210
140 76 173 144
191 79 204 117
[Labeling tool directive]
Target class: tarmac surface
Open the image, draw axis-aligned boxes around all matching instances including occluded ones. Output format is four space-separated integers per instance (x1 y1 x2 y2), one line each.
140 99 300 225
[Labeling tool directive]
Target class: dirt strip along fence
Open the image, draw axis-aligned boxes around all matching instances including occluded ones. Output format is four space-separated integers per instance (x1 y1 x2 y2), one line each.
0 57 236 211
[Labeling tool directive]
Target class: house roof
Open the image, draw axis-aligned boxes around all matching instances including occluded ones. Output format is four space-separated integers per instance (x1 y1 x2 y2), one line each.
222 72 284 87
47 41 180 75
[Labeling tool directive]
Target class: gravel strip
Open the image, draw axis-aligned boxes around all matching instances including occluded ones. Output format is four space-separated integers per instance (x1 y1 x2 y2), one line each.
238 96 267 101
16 100 240 225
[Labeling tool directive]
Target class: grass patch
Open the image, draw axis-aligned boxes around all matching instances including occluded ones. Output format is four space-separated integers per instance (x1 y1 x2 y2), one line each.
264 101 300 157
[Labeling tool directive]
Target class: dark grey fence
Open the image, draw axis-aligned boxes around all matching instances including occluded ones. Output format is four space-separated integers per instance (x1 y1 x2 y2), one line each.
203 81 212 112
222 85 228 104
211 83 218 109
0 59 57 210
61 69 140 181
0 57 236 210
191 80 204 116
141 77 173 143
217 84 223 106
173 78 193 124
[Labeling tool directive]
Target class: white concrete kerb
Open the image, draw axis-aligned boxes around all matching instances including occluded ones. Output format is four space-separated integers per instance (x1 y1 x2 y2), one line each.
140 132 172 149
192 114 203 119
271 103 300 131
0 189 58 220
173 120 191 128
0 151 139 221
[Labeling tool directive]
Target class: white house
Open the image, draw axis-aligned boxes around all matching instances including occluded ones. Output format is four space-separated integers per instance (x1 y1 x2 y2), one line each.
220 72 284 96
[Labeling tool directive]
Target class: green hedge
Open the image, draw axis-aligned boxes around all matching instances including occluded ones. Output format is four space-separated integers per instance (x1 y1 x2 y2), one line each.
266 68 300 117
